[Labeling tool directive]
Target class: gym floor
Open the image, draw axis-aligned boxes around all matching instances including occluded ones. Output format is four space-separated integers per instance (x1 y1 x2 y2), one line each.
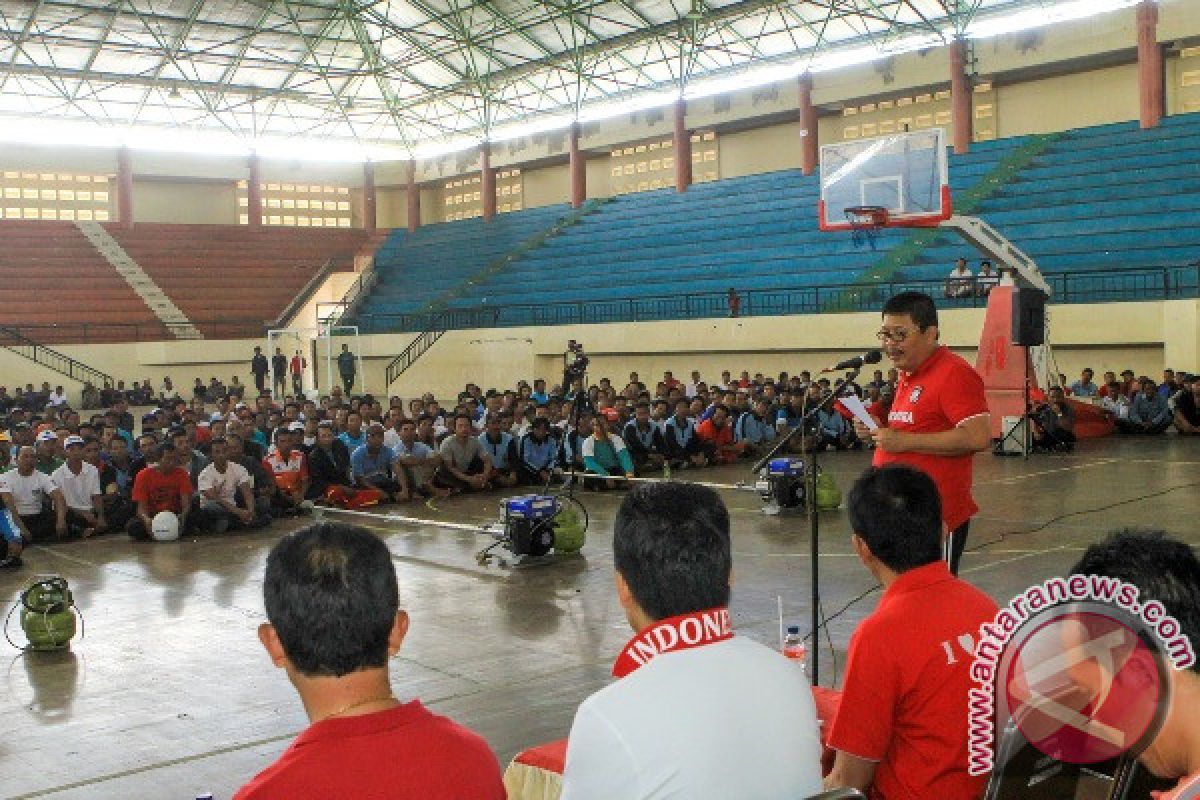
2 436 1198 799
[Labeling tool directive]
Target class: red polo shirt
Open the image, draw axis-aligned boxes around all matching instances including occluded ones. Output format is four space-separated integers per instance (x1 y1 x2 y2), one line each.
234 701 505 800
873 346 988 531
829 562 999 800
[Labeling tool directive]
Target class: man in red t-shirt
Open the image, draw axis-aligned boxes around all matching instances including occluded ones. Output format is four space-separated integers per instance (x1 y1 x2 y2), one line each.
825 465 999 800
855 291 990 575
695 405 745 464
236 523 504 800
127 442 193 540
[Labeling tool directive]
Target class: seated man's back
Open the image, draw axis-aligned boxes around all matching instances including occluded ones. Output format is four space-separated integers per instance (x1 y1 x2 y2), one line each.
561 482 822 800
237 699 500 800
236 522 504 800
826 465 999 800
565 630 821 798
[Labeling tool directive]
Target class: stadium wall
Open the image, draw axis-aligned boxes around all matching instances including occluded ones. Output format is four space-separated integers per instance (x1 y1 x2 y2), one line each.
4 300 1195 405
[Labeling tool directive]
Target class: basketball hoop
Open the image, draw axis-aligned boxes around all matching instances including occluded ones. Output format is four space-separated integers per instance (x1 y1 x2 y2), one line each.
845 205 889 249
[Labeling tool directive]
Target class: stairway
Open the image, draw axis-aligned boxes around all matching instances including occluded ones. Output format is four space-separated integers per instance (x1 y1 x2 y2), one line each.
0 324 114 386
75 221 202 339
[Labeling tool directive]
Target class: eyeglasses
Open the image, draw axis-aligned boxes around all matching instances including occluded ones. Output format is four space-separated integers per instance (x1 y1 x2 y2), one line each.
876 327 919 343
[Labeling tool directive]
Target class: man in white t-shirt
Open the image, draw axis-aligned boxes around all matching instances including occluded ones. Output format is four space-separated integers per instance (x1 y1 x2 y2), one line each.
46 385 69 408
560 482 823 800
196 437 271 534
50 435 106 538
0 446 66 544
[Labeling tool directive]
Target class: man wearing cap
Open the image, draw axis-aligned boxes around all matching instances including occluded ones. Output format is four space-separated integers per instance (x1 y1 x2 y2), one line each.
1 445 67 544
35 430 64 475
51 435 106 538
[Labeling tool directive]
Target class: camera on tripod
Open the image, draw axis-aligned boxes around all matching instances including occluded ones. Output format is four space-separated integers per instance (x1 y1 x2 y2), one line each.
563 340 589 385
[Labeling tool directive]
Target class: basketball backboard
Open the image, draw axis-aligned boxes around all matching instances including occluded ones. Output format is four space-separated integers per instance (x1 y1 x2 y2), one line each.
818 128 951 231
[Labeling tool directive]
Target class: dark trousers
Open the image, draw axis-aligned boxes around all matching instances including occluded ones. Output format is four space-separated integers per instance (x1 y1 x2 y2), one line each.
340 373 355 393
195 495 272 533
291 374 303 396
102 495 135 532
946 521 970 576
20 511 57 542
434 457 485 490
254 373 266 392
1116 419 1170 435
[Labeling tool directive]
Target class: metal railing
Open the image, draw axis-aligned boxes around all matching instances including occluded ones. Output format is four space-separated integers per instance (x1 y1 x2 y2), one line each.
0 324 115 386
5 264 1196 346
3 319 270 343
356 263 1200 335
383 308 502 386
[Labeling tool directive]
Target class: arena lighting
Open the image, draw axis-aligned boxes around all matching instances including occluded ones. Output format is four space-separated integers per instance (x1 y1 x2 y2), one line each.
965 0 1141 40
0 114 408 164
0 0 1143 164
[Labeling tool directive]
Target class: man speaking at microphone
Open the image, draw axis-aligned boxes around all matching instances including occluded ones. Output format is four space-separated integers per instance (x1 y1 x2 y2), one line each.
853 291 990 575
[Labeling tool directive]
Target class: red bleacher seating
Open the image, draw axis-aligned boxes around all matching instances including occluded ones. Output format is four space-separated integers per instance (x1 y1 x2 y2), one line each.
0 221 161 344
105 224 377 339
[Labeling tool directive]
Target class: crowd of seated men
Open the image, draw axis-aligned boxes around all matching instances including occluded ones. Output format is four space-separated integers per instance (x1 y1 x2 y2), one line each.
1 361 1195 564
1028 367 1200 451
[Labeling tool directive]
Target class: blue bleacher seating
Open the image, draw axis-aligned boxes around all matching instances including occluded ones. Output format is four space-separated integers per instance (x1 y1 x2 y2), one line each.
352 113 1200 330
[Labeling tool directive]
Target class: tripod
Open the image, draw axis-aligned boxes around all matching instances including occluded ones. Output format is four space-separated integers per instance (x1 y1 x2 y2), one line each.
749 368 862 687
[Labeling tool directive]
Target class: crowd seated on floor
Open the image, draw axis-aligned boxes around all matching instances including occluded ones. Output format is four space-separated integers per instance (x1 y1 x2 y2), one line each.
1 359 1196 568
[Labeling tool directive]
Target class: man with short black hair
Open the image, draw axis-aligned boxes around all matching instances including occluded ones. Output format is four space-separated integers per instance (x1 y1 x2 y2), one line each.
857 291 991 575
1069 530 1200 798
1 445 66 545
1174 375 1200 435
1069 368 1099 397
436 414 493 492
351 423 402 502
824 465 999 799
127 443 193 541
235 523 505 799
518 417 559 485
478 415 519 488
622 402 667 473
561 482 822 798
1120 378 1172 434
196 437 271 533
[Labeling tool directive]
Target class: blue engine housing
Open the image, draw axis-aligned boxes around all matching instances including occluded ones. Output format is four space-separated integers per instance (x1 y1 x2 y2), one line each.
767 457 806 477
504 495 559 520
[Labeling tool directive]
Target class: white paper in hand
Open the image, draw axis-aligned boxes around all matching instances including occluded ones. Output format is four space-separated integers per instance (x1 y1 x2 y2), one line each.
839 395 879 431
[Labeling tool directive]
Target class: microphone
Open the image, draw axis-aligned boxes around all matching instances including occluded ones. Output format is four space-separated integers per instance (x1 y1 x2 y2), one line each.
820 349 882 374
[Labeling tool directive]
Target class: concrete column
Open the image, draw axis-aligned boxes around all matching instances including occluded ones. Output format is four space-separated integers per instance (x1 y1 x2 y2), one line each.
949 39 972 155
1137 0 1164 130
798 75 818 176
247 153 263 228
673 97 692 192
569 122 586 209
362 161 377 233
405 159 421 232
480 141 497 221
116 146 134 229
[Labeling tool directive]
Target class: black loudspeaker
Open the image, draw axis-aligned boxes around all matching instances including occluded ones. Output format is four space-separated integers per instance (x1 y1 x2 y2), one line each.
1011 288 1047 346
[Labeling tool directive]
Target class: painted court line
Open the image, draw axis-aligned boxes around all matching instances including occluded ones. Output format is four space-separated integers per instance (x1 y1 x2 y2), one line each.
977 458 1118 486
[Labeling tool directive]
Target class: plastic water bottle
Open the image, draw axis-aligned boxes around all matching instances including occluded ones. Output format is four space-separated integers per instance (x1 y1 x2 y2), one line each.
782 625 808 676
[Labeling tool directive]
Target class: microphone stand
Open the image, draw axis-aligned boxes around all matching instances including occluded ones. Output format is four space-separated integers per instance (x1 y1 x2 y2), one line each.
748 367 862 687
